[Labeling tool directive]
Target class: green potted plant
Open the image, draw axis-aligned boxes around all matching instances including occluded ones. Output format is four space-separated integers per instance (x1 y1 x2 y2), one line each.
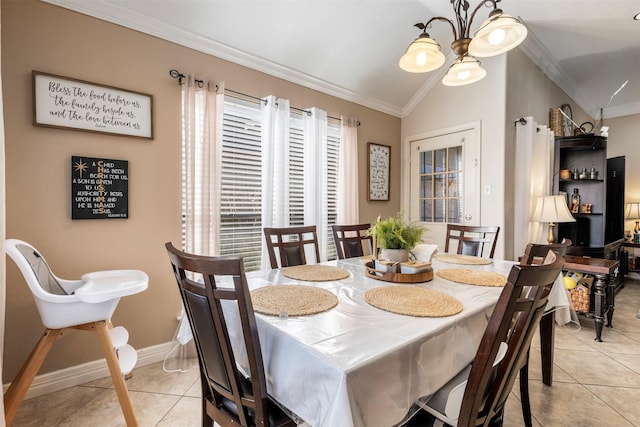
367 212 425 262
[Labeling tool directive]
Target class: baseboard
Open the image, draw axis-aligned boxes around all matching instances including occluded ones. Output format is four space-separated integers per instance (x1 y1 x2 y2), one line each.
3 341 177 400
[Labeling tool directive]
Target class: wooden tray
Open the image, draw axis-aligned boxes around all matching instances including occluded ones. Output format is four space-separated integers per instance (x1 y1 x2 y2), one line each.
364 261 433 283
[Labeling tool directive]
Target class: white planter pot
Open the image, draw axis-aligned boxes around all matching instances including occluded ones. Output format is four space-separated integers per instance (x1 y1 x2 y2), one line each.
379 248 409 263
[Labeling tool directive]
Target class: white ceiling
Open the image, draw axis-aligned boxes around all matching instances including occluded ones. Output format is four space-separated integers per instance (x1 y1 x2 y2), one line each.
44 0 640 119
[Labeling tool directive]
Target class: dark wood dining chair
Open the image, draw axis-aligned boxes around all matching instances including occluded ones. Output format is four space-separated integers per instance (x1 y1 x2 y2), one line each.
518 238 572 427
165 243 297 427
412 250 564 427
520 238 572 266
263 225 320 269
332 223 373 259
444 224 500 259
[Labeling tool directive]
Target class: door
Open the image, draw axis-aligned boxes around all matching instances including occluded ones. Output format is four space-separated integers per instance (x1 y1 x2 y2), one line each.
409 127 480 249
605 156 625 244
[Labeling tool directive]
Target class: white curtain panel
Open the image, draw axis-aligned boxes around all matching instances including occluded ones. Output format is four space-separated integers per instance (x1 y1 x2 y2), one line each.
182 76 224 256
260 96 289 230
260 96 291 269
304 108 329 261
337 116 359 225
514 118 555 257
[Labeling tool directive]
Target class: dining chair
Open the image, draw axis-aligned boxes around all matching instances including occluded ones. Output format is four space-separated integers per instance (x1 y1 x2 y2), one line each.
263 225 320 269
444 224 500 259
165 242 297 427
4 239 147 426
332 223 373 259
520 238 572 265
518 238 572 427
410 249 565 427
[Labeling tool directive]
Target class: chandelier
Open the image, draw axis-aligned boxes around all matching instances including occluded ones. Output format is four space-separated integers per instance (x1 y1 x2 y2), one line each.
399 0 527 86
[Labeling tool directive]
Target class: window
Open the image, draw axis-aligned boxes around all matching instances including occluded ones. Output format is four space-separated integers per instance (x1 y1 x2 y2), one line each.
207 97 340 271
418 146 462 223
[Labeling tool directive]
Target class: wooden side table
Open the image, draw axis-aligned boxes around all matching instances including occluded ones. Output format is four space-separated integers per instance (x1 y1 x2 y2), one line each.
540 255 619 386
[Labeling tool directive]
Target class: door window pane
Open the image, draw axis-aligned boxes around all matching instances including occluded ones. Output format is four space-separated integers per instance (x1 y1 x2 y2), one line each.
417 145 463 224
420 199 432 222
434 148 446 172
421 151 432 174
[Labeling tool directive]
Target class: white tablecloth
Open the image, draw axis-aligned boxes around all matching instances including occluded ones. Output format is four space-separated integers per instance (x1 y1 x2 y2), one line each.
179 257 571 427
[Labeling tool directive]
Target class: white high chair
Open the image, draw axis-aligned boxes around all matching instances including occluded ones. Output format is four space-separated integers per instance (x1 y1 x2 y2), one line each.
4 239 148 426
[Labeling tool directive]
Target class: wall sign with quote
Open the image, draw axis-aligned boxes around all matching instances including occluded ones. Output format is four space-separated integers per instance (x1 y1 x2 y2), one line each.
72 156 128 219
368 143 390 201
33 71 153 139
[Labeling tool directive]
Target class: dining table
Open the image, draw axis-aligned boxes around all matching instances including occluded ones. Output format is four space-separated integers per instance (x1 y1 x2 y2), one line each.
216 255 572 427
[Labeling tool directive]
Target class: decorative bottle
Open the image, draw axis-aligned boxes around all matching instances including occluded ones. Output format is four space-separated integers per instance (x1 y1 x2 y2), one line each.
570 188 580 213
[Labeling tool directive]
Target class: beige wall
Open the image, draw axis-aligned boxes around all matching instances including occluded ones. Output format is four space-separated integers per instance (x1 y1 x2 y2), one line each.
605 113 640 234
1 1 6 417
401 55 508 259
1 0 400 381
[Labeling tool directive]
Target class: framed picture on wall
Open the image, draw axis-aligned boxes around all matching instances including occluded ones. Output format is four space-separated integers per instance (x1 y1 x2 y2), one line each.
368 142 390 201
33 71 153 139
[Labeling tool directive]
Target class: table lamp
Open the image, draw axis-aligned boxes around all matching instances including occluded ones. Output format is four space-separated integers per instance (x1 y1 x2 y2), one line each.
531 195 576 244
625 202 640 235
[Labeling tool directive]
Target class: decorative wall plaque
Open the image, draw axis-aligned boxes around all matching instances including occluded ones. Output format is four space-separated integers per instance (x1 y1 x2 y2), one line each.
72 156 128 219
368 143 390 201
34 71 153 139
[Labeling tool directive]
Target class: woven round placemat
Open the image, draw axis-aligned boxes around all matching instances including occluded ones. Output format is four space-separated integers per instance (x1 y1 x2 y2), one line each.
251 284 338 316
282 265 350 282
434 254 492 265
365 285 463 317
436 268 506 287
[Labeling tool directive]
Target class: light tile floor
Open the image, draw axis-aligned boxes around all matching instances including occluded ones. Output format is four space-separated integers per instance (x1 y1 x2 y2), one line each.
11 280 640 426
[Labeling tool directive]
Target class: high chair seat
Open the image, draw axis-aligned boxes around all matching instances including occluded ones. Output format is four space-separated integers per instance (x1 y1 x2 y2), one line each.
4 239 148 426
5 239 148 329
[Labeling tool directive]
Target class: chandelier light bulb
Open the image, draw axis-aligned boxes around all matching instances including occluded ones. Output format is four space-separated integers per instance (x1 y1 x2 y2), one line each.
416 52 427 66
399 33 446 73
488 28 506 45
457 70 471 80
442 56 486 86
468 11 527 57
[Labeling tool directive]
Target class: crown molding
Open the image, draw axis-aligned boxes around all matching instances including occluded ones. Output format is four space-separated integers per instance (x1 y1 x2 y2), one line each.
42 0 403 118
400 53 454 118
518 29 602 119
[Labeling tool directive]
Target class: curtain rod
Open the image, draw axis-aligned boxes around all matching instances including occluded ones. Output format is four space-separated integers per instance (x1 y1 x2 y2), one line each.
169 69 355 124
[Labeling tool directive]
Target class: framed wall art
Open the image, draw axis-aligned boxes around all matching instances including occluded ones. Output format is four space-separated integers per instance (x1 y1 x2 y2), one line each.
33 71 153 139
368 142 390 201
72 156 129 219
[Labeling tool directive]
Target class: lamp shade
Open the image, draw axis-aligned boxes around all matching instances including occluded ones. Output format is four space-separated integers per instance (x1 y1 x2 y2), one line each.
625 202 640 220
399 33 446 73
442 55 486 86
531 195 576 223
468 11 528 57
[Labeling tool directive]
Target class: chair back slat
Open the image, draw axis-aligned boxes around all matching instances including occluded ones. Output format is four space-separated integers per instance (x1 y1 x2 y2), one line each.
332 224 373 259
457 253 564 426
444 224 500 259
263 225 320 268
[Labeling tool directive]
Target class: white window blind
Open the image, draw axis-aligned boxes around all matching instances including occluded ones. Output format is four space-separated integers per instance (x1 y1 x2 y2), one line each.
184 96 341 271
326 122 340 260
218 99 263 271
